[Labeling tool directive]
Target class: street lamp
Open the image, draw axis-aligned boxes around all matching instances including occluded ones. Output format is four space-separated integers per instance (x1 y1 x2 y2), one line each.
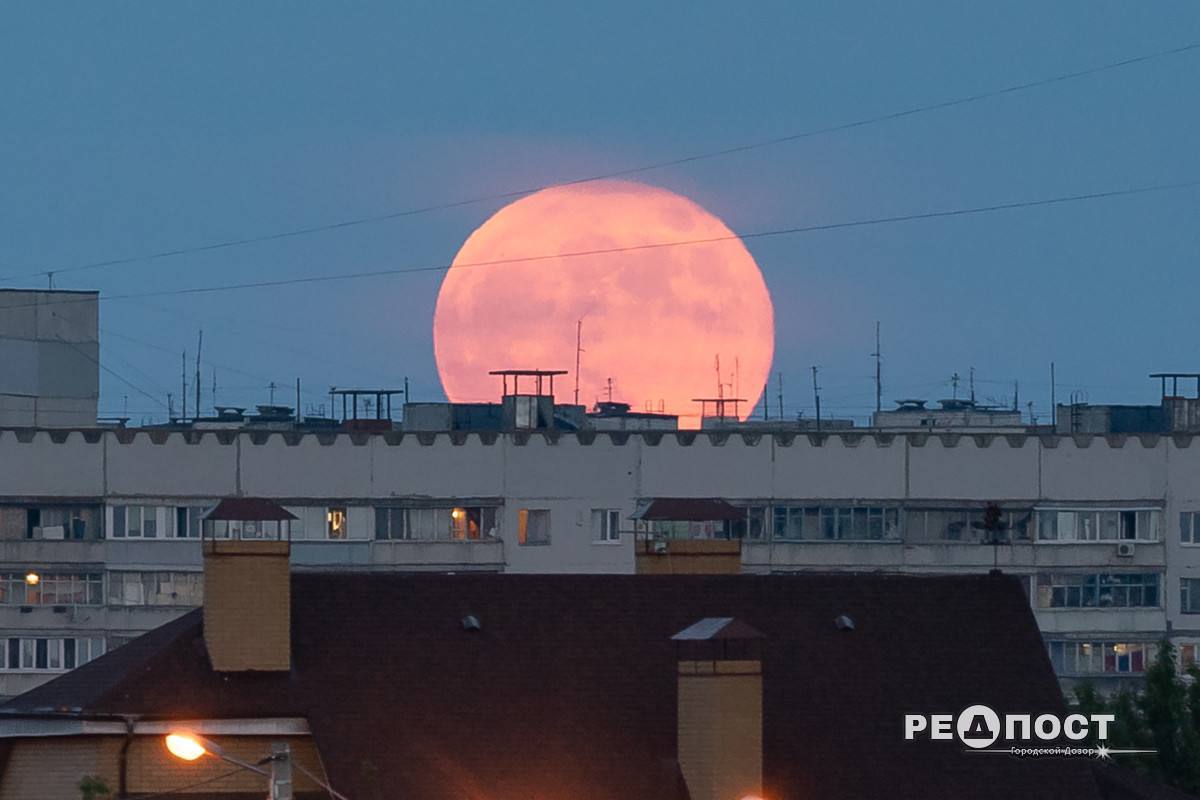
164 732 348 800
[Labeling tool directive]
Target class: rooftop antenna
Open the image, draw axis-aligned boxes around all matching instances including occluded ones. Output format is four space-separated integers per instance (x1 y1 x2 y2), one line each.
969 367 976 404
296 378 301 422
574 319 584 406
777 372 784 419
47 271 54 290
167 392 174 420
735 356 740 401
1050 362 1057 427
605 377 614 403
951 372 961 400
714 355 722 399
1012 380 1019 412
268 381 277 404
872 321 882 414
181 351 188 420
193 330 203 421
1027 400 1036 425
811 365 822 432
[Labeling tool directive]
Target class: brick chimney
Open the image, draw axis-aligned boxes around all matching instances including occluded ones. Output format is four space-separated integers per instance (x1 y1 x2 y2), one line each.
671 617 764 800
201 498 296 672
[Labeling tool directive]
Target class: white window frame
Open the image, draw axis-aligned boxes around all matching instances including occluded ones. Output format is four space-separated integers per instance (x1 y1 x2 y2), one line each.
1034 507 1162 543
1181 511 1200 546
1182 578 1200 615
591 509 622 544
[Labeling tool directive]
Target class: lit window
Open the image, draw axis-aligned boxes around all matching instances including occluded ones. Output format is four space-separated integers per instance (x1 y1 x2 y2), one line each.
326 507 347 539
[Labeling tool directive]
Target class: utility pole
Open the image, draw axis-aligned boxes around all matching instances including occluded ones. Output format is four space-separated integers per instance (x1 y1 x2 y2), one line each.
194 330 203 420
295 379 301 423
212 368 217 409
811 366 822 432
951 372 961 399
872 321 882 414
777 372 784 419
574 319 583 406
270 741 293 800
763 381 769 420
969 366 976 404
167 393 174 420
1012 380 1019 412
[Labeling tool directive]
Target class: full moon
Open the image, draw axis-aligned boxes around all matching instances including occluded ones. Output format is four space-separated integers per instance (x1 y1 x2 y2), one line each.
433 180 774 426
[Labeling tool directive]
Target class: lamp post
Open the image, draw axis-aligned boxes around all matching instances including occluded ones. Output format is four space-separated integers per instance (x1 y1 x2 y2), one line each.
164 733 342 800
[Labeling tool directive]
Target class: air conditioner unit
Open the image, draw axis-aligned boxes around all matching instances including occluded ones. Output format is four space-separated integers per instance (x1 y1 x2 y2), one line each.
1116 542 1136 558
652 541 669 555
38 525 65 540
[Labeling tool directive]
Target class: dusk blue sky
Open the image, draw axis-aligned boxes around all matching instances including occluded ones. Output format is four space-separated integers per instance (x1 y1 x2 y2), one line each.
2 3 1198 423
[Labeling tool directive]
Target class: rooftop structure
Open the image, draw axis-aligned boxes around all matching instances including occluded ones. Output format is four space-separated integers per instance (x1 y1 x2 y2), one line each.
0 290 98 428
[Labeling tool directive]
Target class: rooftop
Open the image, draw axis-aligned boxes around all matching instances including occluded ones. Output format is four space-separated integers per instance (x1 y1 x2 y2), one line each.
3 572 1103 799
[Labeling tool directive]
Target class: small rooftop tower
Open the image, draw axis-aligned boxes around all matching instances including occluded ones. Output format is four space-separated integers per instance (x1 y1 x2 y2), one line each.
672 617 764 800
201 498 296 672
490 369 567 430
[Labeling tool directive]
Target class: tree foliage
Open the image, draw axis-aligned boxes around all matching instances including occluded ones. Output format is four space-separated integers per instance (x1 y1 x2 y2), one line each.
1074 640 1200 792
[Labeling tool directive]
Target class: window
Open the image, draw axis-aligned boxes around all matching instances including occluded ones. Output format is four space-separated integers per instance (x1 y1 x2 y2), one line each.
1035 573 1159 608
111 505 163 538
1036 509 1161 542
109 572 203 606
518 509 551 546
1181 644 1197 672
0 573 103 606
1182 512 1200 545
1047 640 1155 675
768 505 897 541
592 509 622 543
375 506 498 541
1182 578 1200 614
375 507 407 540
326 507 347 539
0 637 104 672
174 506 206 538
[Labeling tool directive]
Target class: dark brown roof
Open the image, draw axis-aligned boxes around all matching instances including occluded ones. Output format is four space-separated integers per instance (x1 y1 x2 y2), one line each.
5 573 1104 799
204 498 297 522
635 497 745 521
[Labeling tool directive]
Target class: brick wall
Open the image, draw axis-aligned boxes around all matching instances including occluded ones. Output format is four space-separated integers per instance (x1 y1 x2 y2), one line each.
0 734 325 799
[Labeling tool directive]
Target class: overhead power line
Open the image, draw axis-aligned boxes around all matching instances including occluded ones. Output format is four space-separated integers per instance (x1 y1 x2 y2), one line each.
0 39 1196 284
7 176 1196 311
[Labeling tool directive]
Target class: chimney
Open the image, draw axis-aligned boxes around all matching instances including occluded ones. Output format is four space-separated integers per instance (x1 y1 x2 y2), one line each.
200 498 296 672
671 617 764 800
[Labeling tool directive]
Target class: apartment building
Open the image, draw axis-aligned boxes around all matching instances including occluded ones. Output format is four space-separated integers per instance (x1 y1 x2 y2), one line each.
1 422 1200 698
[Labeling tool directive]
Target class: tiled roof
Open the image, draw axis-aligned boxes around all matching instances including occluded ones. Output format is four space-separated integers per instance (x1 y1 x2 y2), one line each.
634 497 746 521
203 498 297 522
4 573 1107 799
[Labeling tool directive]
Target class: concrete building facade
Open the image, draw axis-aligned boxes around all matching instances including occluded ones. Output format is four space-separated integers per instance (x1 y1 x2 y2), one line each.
0 426 1199 696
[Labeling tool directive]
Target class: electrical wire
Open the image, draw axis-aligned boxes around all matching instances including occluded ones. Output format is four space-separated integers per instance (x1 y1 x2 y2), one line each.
52 335 167 410
0 39 1196 284
122 767 245 799
8 176 1198 313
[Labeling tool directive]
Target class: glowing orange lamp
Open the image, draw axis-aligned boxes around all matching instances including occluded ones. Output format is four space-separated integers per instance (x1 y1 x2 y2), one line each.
164 733 207 761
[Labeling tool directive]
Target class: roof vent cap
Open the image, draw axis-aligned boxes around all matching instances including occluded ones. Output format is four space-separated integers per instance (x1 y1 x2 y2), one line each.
461 614 481 632
834 614 855 631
